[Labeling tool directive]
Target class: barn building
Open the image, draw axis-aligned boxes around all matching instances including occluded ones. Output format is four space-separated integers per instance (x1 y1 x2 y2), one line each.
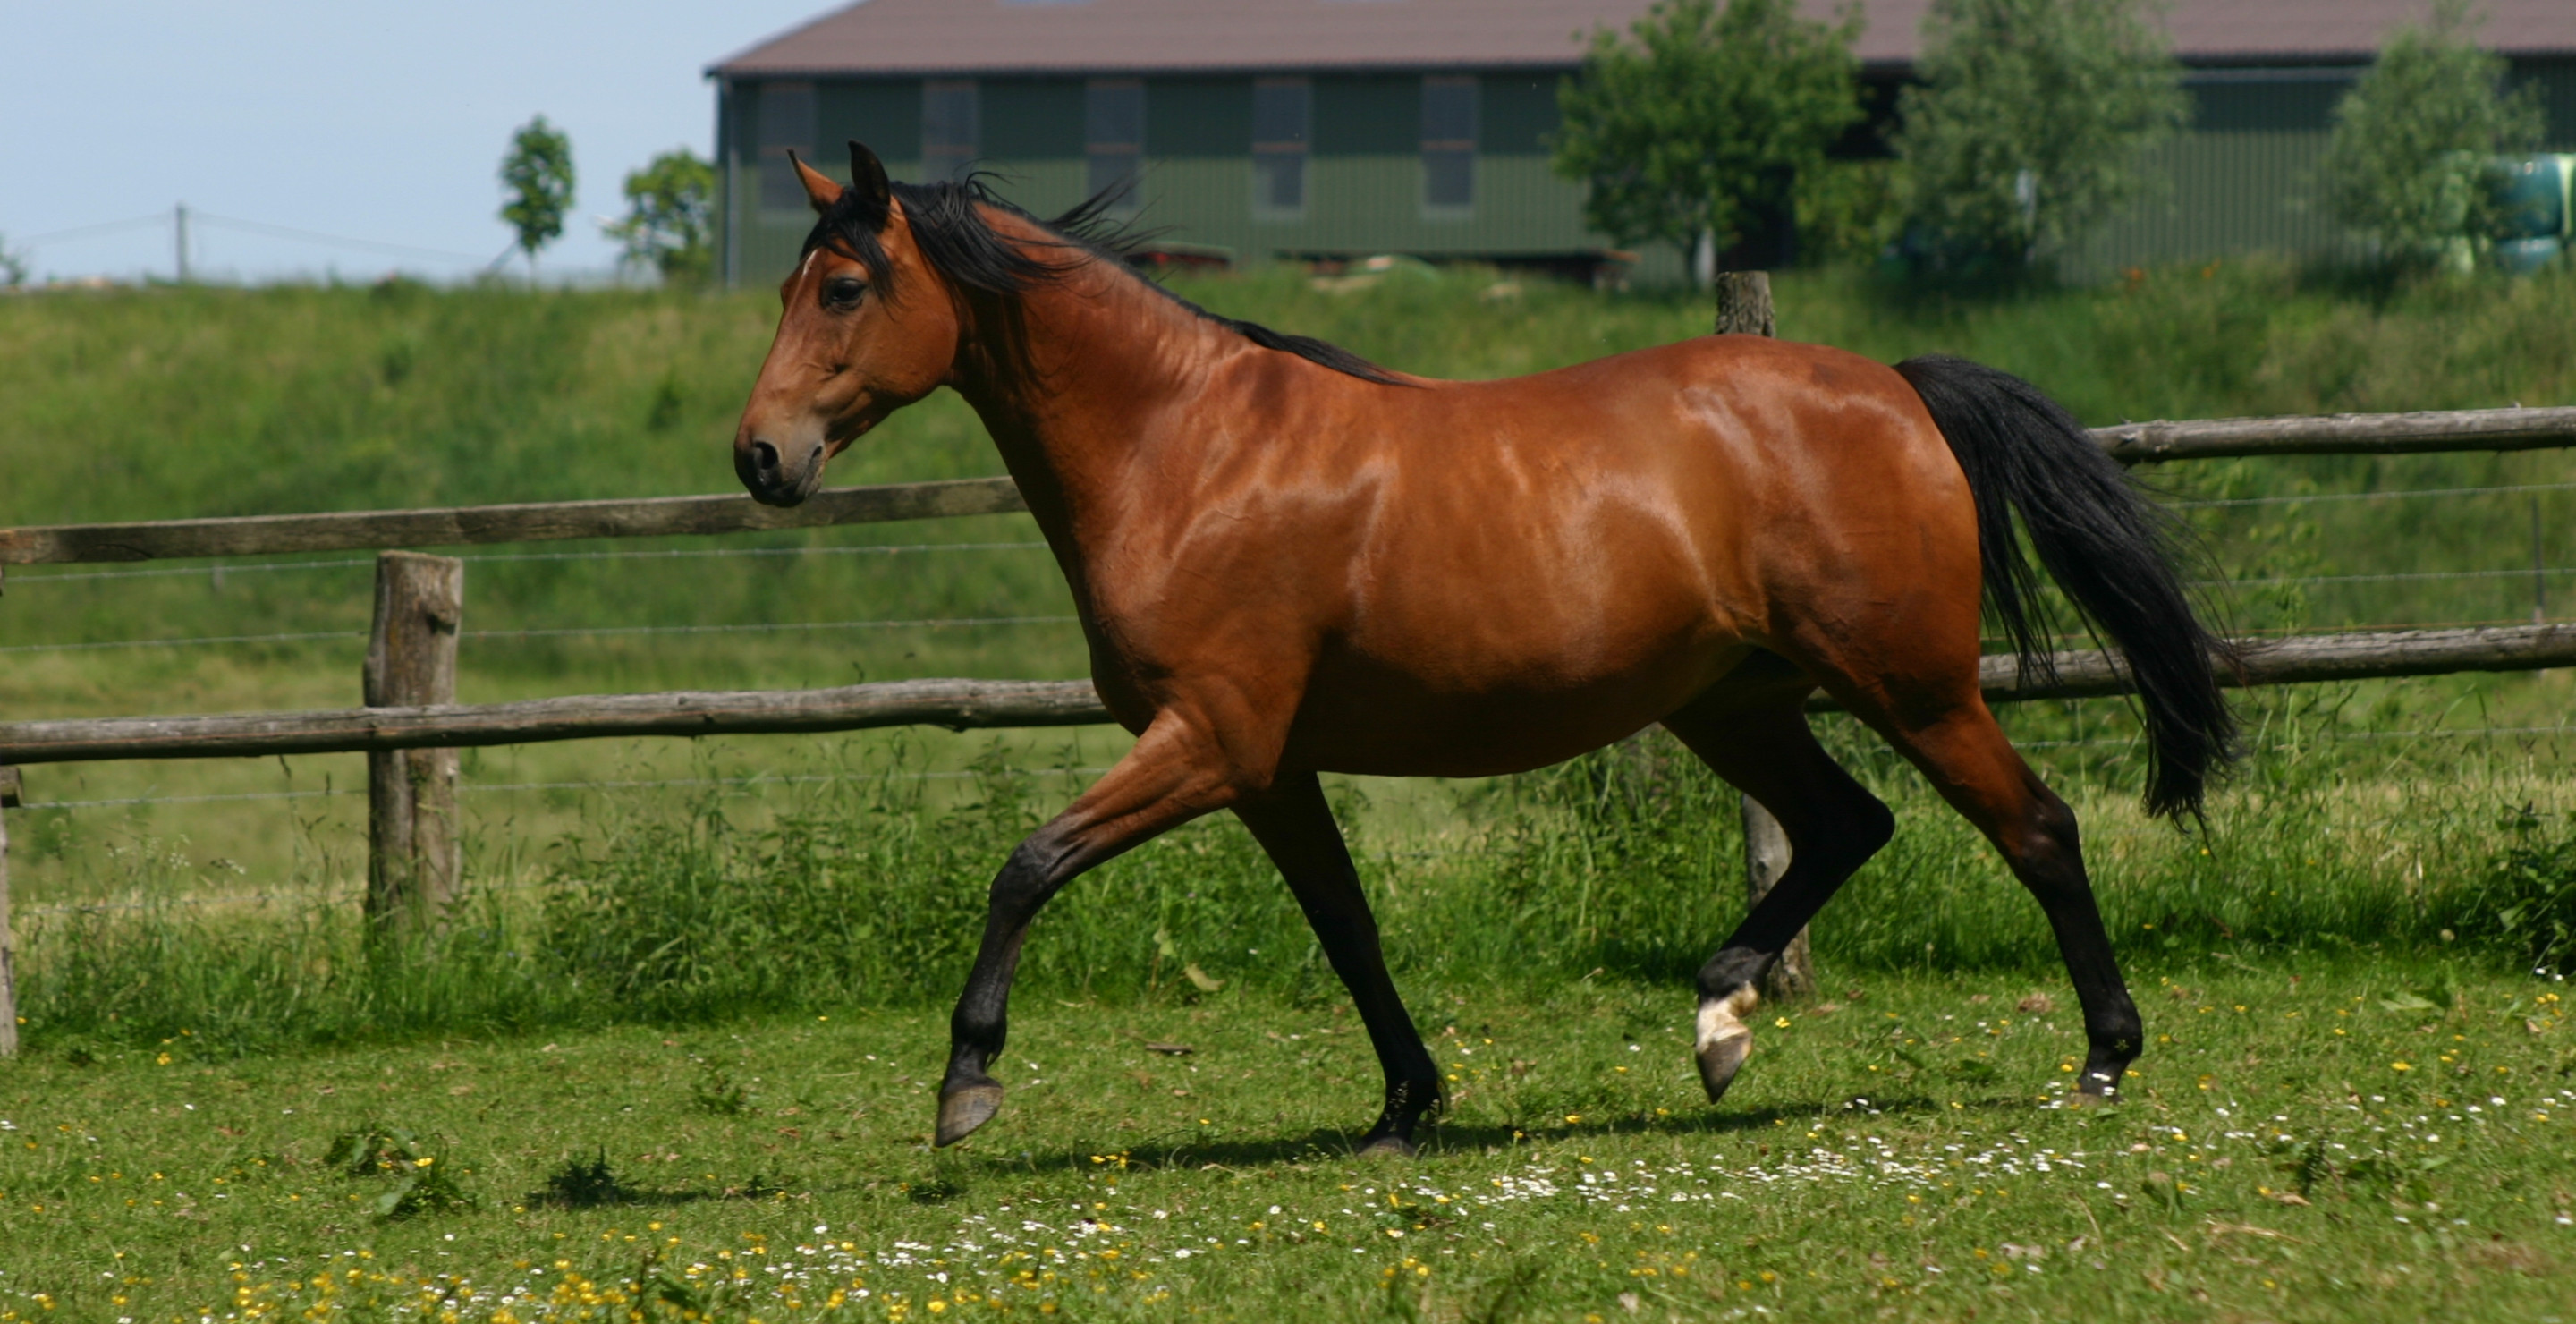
704 0 2576 286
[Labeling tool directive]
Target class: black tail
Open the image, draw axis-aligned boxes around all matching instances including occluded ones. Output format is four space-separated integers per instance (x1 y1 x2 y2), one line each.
1894 353 2237 820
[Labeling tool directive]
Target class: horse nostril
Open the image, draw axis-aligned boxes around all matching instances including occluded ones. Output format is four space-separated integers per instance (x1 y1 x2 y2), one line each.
750 439 782 476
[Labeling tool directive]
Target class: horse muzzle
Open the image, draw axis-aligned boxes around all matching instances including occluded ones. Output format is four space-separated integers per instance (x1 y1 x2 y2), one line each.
737 434 828 507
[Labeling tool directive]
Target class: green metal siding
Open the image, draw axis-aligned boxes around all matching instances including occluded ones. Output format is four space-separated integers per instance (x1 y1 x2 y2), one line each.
984 79 1083 159
724 71 1624 285
2073 75 2355 276
2522 56 2576 149
1313 75 1416 155
2077 128 2361 276
825 81 923 163
1480 73 1561 156
1145 78 1252 157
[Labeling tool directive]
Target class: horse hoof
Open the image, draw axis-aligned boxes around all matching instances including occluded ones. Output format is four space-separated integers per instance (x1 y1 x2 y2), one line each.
2070 1068 2124 1105
1356 1133 1419 1160
1696 1033 1751 1103
1695 986 1760 1103
935 1082 1004 1147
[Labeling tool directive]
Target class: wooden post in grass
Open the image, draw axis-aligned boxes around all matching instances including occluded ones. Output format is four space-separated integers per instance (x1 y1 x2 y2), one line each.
1714 272 1816 1002
365 552 463 935
0 765 21 1057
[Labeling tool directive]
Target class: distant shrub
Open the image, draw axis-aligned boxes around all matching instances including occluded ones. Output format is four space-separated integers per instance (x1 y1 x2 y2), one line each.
1894 0 2186 273
2318 0 2545 268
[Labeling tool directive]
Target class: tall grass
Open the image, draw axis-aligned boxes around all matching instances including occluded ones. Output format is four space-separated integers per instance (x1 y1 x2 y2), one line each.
22 690 2576 1057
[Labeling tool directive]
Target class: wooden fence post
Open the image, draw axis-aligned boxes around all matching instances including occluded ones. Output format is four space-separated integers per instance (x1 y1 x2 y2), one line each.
0 766 21 1057
365 552 462 935
1714 272 1817 1002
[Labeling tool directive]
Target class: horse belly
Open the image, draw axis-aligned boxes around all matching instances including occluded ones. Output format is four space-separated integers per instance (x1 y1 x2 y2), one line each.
1284 632 1750 777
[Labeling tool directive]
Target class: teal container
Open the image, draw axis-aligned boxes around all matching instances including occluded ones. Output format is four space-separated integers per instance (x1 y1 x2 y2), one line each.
2497 236 2564 274
2498 156 2572 241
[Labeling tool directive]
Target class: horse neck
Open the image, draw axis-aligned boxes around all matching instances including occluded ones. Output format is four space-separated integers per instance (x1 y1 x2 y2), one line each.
946 247 1233 540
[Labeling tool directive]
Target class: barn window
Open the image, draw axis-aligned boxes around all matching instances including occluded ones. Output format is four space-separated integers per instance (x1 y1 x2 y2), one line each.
1251 78 1309 216
1086 79 1145 208
758 82 817 211
1422 76 1477 212
923 81 980 182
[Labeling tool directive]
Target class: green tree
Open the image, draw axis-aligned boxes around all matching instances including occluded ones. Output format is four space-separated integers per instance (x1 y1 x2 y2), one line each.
1552 0 1862 278
605 149 717 287
499 115 576 279
0 234 28 288
1894 0 2187 271
2318 0 2544 268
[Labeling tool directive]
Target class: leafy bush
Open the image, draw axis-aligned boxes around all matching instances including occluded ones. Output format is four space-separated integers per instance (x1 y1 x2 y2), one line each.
1894 0 2186 272
1553 0 1861 268
2465 809 2576 974
2318 0 2545 268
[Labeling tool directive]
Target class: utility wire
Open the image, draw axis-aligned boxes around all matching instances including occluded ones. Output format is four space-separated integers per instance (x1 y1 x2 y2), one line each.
12 214 171 245
188 211 496 265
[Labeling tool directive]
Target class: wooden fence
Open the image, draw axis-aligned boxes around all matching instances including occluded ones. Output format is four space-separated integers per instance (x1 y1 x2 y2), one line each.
0 396 2572 1054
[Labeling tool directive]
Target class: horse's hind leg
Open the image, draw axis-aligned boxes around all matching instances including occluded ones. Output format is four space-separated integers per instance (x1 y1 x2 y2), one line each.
1856 693 2143 1101
1661 657 1895 1103
1233 771 1442 1157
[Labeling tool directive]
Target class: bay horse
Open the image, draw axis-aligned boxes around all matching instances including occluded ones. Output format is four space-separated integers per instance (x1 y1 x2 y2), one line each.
734 144 2234 1157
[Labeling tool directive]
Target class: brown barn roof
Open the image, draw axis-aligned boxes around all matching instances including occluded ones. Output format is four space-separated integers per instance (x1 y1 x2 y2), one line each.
708 0 2576 80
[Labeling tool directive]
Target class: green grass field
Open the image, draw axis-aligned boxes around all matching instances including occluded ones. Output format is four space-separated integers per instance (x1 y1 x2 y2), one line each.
5 962 2573 1322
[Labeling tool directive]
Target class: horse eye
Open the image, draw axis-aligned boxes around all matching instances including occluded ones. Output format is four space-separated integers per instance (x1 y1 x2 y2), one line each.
823 277 867 309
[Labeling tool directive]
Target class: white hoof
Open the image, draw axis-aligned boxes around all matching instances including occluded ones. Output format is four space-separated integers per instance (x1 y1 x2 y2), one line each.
1695 987 1760 1104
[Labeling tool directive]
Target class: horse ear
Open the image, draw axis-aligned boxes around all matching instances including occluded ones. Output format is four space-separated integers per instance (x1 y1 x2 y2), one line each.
789 150 843 215
846 140 893 228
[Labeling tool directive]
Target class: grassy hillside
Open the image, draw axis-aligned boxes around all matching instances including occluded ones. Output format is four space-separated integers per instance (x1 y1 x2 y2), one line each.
7 259 2576 524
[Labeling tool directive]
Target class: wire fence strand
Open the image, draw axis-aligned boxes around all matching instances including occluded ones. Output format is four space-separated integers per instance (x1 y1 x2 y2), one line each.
2 540 1055 589
20 766 1114 812
0 615 1083 654
2173 479 2576 510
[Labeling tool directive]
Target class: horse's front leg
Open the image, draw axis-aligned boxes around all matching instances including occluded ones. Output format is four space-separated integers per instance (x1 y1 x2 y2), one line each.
936 713 1242 1147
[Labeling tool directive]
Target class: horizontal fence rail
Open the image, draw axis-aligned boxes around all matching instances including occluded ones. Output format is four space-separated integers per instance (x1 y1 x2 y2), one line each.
4 406 2571 568
0 477 1027 565
5 624 2569 766
2093 404 2576 463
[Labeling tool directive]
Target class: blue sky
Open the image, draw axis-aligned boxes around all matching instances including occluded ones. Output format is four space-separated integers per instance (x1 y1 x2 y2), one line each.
3 1 835 284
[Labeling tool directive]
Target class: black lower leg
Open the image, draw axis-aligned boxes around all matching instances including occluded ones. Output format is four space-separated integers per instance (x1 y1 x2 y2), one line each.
1694 797 1894 1004
936 839 1066 1145
2009 794 2141 1099
1236 775 1441 1155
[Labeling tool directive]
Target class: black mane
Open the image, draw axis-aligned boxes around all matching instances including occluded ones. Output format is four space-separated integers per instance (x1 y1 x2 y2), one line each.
801 175 1402 386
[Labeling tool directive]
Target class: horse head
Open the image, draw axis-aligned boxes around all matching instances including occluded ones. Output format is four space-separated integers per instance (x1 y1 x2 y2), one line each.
733 140 962 506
